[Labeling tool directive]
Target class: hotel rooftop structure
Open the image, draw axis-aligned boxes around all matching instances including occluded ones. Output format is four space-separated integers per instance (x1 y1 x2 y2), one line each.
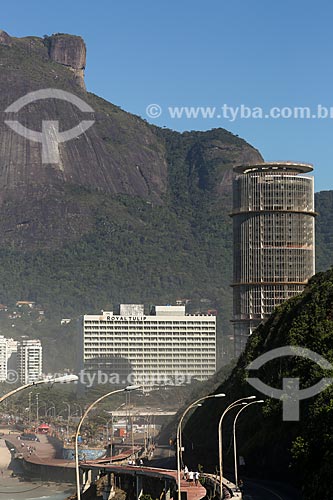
80 304 216 390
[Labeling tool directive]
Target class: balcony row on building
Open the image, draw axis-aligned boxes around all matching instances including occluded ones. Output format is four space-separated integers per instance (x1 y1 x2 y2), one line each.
79 304 217 391
0 336 42 384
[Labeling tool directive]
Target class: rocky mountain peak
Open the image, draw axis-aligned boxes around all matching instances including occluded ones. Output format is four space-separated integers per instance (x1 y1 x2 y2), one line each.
0 30 263 250
47 33 86 89
0 30 12 46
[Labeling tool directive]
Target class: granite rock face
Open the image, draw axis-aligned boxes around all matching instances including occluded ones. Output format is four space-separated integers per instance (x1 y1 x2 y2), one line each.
48 34 86 89
0 32 263 248
0 30 12 45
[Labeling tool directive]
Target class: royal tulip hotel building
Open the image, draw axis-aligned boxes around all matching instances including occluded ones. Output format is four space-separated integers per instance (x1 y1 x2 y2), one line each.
80 304 216 390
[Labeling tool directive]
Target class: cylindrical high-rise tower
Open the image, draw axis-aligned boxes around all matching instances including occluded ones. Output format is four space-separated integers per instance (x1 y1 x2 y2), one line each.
232 162 315 356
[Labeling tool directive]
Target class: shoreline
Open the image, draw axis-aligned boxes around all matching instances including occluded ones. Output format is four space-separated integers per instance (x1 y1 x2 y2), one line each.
0 434 11 471
0 467 74 500
0 430 74 499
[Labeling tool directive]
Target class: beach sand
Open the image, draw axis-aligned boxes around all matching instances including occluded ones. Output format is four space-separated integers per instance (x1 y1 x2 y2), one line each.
0 477 73 500
0 431 74 500
0 469 74 500
0 437 11 470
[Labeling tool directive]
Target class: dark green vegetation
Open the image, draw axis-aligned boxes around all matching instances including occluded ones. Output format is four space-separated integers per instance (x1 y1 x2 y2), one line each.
181 268 333 500
0 31 333 374
1 187 332 370
1 30 333 498
0 181 236 368
0 32 262 367
314 190 333 272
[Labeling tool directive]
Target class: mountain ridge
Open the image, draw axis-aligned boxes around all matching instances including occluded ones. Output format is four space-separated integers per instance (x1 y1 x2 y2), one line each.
0 30 265 362
0 31 332 371
0 30 262 249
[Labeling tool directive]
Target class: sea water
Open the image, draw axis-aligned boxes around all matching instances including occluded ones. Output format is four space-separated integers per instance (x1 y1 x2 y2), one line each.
0 482 74 500
0 434 74 500
2 496 68 500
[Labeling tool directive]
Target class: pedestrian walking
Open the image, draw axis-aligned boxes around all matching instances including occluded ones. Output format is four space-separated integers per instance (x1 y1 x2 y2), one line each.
222 485 232 498
194 471 199 486
188 470 194 485
183 464 189 480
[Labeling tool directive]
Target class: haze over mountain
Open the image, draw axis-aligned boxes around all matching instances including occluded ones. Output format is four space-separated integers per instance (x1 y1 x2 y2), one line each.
0 30 262 359
0 31 261 246
0 30 332 368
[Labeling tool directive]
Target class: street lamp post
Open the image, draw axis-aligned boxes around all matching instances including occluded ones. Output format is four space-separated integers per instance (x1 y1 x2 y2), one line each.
105 419 111 444
218 396 256 499
74 403 83 418
145 414 151 451
233 400 264 489
0 374 78 442
104 402 125 462
178 404 202 467
0 375 78 407
97 416 113 443
48 400 56 418
151 414 156 446
98 417 106 442
75 385 141 500
41 402 49 417
63 402 71 441
46 405 55 417
176 393 226 500
131 412 134 457
28 391 32 426
45 401 56 419
36 393 39 423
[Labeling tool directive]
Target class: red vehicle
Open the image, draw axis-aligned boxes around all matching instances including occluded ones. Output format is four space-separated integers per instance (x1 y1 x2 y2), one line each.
37 423 50 434
114 428 126 437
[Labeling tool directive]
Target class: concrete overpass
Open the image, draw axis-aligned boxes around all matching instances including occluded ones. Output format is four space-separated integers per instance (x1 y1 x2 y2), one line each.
104 409 176 417
79 461 242 500
80 462 205 500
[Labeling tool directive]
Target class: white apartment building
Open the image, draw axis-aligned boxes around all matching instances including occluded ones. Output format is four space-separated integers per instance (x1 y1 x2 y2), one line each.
6 338 18 373
17 339 42 384
6 338 18 358
0 336 8 382
80 304 216 390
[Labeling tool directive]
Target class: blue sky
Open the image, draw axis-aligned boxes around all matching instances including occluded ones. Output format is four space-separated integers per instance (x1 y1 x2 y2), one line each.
2 0 333 191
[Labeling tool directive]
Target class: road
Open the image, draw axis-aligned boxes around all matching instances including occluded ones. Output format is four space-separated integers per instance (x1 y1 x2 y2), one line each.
243 479 301 500
146 444 176 469
149 447 302 500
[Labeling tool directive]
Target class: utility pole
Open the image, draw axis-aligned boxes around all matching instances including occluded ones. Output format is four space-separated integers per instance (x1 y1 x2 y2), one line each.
48 400 56 418
36 393 39 423
131 414 134 457
63 402 71 441
151 414 155 446
73 403 83 418
28 392 32 426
